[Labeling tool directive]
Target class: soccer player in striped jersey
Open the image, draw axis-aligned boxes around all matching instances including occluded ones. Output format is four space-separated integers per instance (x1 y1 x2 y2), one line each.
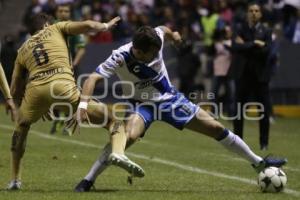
74 26 287 192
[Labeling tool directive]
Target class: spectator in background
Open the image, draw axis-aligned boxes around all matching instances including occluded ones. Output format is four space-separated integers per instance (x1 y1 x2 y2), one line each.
50 3 87 135
131 0 154 15
42 0 57 16
199 2 224 77
177 40 201 99
23 0 43 30
55 3 86 76
0 35 17 84
284 9 300 44
87 2 114 43
218 0 233 25
229 3 272 150
111 1 133 42
211 25 234 116
200 2 224 49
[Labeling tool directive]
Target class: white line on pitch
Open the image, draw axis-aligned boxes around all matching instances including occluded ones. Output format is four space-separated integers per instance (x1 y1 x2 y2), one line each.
141 138 300 173
0 124 299 197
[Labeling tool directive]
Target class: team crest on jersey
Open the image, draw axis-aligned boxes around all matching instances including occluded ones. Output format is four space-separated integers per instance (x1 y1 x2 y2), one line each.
133 65 140 73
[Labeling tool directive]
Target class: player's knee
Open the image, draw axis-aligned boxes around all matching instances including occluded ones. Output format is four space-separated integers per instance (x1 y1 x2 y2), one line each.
108 120 124 134
17 118 31 130
126 129 140 142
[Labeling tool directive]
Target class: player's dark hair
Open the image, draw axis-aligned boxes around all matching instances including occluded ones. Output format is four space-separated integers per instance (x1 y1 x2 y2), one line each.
28 13 54 35
132 26 162 52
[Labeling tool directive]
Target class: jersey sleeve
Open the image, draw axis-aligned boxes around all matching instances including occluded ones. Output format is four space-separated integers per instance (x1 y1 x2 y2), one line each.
95 51 125 78
55 21 72 35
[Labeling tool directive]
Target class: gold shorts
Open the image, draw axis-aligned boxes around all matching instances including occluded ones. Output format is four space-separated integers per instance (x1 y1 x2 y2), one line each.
18 79 111 126
18 79 80 124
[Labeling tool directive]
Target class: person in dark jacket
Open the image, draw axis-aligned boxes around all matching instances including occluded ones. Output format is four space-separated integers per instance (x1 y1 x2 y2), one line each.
177 40 201 99
228 2 272 150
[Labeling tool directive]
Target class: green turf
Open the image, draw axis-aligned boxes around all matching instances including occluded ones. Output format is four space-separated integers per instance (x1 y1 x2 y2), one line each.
0 105 299 200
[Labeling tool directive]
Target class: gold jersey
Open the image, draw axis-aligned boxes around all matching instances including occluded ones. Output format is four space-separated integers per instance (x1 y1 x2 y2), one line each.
15 21 75 87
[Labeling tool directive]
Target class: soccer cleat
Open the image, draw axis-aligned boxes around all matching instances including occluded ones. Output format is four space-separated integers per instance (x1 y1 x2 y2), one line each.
7 180 22 190
74 179 94 192
252 155 288 173
108 153 145 178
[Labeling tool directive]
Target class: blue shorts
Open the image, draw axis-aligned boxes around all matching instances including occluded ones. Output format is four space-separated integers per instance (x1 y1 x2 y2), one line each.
126 92 200 132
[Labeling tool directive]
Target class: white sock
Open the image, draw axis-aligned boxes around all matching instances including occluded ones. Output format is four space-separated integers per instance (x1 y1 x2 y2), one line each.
218 129 263 165
84 143 111 182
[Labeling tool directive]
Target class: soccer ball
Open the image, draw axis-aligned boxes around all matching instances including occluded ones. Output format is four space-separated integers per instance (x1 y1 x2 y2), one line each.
258 167 287 193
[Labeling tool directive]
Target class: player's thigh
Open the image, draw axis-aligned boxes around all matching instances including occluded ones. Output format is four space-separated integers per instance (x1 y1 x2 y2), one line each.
50 80 112 126
125 113 145 141
185 109 225 139
51 80 80 117
86 100 112 126
18 86 51 125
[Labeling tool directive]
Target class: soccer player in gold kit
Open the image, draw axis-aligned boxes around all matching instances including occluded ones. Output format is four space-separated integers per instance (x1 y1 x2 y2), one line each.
8 13 144 190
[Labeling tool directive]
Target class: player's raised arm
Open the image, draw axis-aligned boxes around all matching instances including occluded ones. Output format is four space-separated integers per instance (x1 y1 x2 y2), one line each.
58 17 121 35
158 26 182 45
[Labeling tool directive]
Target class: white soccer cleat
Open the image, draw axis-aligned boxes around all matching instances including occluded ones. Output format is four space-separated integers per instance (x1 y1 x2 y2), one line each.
7 180 22 190
108 153 145 178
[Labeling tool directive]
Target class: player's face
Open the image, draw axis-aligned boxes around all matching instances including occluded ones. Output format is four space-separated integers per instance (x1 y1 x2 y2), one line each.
247 5 262 24
56 6 71 21
139 46 160 63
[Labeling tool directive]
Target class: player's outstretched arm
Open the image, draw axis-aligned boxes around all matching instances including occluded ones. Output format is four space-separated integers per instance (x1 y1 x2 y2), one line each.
76 73 104 122
0 63 17 121
158 26 182 45
64 16 121 35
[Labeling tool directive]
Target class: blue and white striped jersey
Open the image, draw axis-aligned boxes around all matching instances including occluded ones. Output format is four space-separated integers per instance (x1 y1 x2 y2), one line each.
95 27 175 102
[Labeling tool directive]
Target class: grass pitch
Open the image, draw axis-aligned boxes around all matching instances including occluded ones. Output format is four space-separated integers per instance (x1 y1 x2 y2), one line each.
0 106 299 200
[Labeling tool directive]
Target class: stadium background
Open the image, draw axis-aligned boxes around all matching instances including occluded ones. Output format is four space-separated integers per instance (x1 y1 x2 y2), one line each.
0 0 300 117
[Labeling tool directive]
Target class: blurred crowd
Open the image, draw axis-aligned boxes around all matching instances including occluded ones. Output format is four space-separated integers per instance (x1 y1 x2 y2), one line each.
15 0 300 44
1 0 300 58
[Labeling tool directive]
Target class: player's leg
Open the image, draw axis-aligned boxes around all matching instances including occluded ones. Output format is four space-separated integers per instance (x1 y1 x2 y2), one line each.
9 120 30 190
9 86 50 190
81 100 144 177
74 113 146 192
86 100 126 155
185 108 287 171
